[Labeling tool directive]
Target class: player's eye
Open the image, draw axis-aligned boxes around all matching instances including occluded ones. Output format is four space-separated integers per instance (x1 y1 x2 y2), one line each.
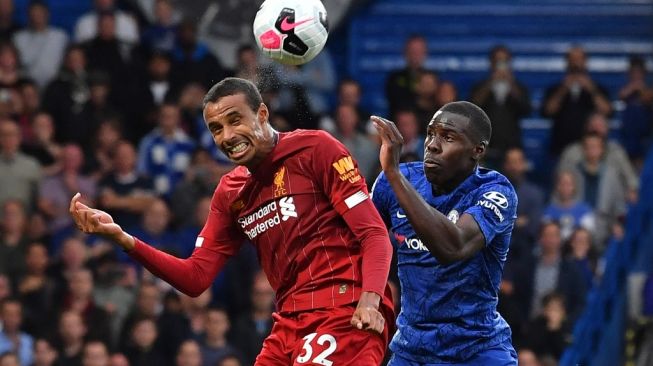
231 118 241 125
444 135 454 142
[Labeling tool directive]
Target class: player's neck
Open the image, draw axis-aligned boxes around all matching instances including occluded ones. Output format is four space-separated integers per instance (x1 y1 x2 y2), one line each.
432 168 474 195
244 127 279 172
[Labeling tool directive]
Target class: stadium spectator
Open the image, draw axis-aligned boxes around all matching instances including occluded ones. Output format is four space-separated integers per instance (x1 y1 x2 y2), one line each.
565 227 596 288
176 339 202 366
0 275 9 303
141 0 179 53
86 116 123 179
394 109 425 161
38 144 97 235
137 102 195 196
233 45 277 97
542 170 595 242
522 292 572 360
508 222 587 324
14 79 40 143
331 103 379 183
81 341 110 366
82 12 133 96
502 147 545 258
42 45 90 140
0 200 28 284
67 72 121 155
277 48 336 117
470 45 531 165
335 78 370 133
570 133 629 245
0 299 33 366
558 113 639 200
231 271 274 365
12 1 68 89
132 50 179 141
98 140 155 230
198 306 238 366
74 0 139 44
20 112 61 176
413 71 439 131
171 20 228 90
174 196 212 256
108 353 128 366
123 317 165 366
32 338 59 366
180 289 213 337
128 199 179 257
542 46 612 156
217 354 241 366
156 290 191 362
170 151 223 229
434 80 458 110
92 254 137 346
118 283 161 352
0 0 17 42
0 352 19 366
619 55 653 162
49 236 89 300
517 348 541 366
0 119 41 210
60 269 111 345
385 35 430 117
0 42 22 88
17 243 55 338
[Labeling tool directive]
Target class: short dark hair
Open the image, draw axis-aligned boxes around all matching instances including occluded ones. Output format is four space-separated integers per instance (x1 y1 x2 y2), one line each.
203 77 263 112
439 101 492 144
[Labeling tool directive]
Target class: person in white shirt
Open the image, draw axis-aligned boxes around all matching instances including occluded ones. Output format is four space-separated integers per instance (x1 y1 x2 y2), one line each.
74 0 139 44
12 1 68 89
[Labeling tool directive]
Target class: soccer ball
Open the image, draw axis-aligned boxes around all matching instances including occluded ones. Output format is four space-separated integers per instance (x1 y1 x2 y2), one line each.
253 0 329 65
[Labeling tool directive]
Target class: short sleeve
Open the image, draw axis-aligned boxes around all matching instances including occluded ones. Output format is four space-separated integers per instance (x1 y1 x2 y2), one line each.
464 183 517 246
371 172 392 227
311 132 371 216
197 189 245 257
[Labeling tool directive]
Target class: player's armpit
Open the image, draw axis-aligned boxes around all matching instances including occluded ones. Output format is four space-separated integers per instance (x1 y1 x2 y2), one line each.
129 237 228 297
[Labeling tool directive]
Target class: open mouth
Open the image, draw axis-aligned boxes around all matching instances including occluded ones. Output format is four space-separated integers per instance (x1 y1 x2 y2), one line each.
226 141 250 160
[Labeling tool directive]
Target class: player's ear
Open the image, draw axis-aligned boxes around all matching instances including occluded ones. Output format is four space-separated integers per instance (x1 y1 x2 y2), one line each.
472 141 487 162
257 103 269 126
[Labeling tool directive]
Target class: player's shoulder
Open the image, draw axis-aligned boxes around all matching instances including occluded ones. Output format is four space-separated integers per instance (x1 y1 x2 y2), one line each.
375 162 423 184
284 129 335 144
473 168 518 205
217 166 248 191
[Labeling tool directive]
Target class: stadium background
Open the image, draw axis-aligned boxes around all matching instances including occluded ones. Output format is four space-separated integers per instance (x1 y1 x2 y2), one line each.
0 0 652 365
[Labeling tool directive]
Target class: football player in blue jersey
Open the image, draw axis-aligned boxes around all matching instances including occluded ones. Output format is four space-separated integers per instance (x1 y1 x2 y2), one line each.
371 101 518 365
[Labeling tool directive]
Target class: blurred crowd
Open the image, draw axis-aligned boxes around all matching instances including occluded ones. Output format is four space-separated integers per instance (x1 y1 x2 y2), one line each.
0 1 651 366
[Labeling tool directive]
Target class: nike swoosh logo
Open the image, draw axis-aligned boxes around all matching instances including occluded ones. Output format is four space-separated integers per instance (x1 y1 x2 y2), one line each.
396 211 406 219
280 16 313 32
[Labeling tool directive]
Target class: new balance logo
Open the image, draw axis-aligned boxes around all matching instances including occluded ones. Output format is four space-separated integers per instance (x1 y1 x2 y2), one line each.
279 197 297 221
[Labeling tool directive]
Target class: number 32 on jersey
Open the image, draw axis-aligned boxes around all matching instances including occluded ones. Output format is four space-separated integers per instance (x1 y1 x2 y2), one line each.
296 332 337 366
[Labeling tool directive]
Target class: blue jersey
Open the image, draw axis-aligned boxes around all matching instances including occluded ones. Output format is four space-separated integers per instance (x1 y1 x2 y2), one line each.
372 162 517 363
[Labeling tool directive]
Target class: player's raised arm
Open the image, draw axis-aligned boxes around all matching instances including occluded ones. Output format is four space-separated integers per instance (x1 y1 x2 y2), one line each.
69 192 230 297
372 114 488 265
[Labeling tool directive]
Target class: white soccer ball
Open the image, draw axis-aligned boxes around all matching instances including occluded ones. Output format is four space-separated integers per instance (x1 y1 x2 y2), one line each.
253 0 329 65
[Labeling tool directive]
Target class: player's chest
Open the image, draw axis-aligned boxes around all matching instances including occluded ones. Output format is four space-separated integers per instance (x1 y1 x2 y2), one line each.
230 165 327 241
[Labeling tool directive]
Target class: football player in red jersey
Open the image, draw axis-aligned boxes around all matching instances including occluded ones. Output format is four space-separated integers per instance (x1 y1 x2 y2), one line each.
70 77 394 365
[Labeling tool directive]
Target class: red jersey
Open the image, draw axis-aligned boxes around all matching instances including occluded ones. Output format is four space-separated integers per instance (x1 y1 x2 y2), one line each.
199 130 379 313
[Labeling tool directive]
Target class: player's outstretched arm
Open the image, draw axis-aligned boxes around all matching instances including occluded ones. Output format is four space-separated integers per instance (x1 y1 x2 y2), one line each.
371 117 485 265
69 193 226 296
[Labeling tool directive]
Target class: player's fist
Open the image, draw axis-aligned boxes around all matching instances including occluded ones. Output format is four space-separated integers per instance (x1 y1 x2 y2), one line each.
351 291 385 334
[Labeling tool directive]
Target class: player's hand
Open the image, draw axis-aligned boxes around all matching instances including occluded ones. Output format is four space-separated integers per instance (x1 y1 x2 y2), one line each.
351 291 385 334
371 115 403 175
69 193 134 250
